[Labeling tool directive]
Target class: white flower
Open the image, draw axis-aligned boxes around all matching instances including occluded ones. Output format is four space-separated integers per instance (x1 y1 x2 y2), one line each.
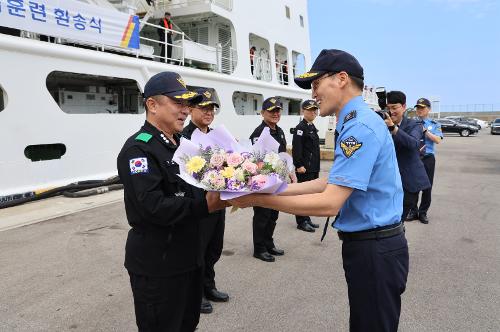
263 152 281 168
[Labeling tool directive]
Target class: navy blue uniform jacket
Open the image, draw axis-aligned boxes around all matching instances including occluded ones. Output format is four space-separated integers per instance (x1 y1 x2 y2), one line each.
392 117 431 193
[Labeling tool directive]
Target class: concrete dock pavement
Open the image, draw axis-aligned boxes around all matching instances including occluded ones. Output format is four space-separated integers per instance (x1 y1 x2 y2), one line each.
0 130 499 331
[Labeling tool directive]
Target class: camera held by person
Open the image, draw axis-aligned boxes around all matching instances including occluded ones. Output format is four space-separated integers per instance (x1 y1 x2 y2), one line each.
375 87 390 120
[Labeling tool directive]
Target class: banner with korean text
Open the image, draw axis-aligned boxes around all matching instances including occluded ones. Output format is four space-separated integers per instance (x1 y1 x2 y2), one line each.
0 0 140 49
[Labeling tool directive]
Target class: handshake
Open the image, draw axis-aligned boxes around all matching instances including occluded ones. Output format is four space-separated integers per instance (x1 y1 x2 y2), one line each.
206 192 258 212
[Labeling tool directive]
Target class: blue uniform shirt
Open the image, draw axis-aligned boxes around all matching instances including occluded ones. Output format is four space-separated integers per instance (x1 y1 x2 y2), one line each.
328 96 403 232
421 118 443 155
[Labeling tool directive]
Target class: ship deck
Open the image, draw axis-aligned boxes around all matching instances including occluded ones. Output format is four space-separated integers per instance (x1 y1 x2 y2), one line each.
0 131 499 331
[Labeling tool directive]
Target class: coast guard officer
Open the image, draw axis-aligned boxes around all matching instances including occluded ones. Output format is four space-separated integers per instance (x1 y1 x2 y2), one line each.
117 72 227 332
249 97 287 262
406 98 443 224
182 88 229 314
230 50 409 332
292 99 321 232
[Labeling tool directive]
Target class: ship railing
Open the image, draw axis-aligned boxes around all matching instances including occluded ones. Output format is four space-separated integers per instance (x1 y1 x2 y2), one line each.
251 54 272 82
275 60 290 86
139 20 185 65
153 0 233 11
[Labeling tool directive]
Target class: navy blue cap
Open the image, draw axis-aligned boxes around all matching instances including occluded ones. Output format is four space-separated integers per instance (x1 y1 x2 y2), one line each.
301 99 319 110
294 49 364 89
195 88 219 108
262 97 282 112
143 71 202 103
415 97 431 108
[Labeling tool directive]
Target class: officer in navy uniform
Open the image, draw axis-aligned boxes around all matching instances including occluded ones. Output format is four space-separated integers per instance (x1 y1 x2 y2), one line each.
117 72 227 332
383 91 431 222
229 50 409 332
406 97 443 224
249 97 287 262
292 99 321 232
182 88 229 314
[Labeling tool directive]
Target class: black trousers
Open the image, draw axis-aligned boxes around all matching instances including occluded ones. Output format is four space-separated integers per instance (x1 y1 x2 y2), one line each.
417 154 436 214
402 190 418 222
200 210 225 291
160 34 173 63
295 172 319 225
342 232 409 332
252 207 279 253
129 269 202 332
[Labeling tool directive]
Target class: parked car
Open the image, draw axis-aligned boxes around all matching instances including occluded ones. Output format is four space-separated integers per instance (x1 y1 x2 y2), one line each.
471 118 490 129
436 119 479 137
491 118 500 135
444 116 481 130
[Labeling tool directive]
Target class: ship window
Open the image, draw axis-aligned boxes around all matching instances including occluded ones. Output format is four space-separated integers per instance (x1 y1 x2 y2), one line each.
292 51 306 79
46 71 144 114
300 15 304 27
0 85 5 112
249 34 272 81
285 6 290 19
24 144 66 162
277 96 301 115
275 44 289 85
232 91 263 115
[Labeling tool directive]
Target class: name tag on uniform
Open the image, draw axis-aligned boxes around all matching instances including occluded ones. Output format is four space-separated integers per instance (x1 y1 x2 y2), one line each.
297 130 303 136
175 192 185 197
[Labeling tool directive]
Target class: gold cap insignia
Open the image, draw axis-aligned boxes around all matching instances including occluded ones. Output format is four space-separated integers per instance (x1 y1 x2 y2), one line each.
269 98 277 104
203 91 212 99
297 72 318 79
174 91 197 99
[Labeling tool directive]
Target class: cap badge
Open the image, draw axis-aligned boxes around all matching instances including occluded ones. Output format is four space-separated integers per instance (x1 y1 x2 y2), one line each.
203 91 212 98
269 98 277 104
177 77 187 88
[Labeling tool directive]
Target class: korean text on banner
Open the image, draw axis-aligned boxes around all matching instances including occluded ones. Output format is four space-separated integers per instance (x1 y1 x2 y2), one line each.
0 0 140 49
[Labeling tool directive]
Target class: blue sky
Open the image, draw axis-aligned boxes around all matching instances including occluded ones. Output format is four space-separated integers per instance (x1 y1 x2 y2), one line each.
308 0 500 106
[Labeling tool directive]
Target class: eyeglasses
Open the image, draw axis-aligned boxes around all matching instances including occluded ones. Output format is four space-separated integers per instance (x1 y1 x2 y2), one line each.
200 108 216 114
311 72 337 91
386 104 403 112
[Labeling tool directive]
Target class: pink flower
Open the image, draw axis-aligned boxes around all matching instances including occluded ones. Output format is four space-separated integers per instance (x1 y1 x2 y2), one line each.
210 153 225 168
226 153 244 167
242 160 258 175
251 174 268 188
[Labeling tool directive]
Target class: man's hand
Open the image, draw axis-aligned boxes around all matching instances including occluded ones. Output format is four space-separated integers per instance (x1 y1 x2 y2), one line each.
384 116 394 127
296 166 306 174
228 194 259 209
206 192 230 213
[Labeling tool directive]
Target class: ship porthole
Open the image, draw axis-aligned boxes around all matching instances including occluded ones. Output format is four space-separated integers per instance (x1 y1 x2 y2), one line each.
24 144 66 162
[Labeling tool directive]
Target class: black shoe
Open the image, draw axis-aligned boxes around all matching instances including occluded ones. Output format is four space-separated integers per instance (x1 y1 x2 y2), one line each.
419 213 429 224
307 220 320 228
205 288 229 302
297 222 315 232
200 297 213 314
253 252 275 262
268 247 285 256
405 209 418 221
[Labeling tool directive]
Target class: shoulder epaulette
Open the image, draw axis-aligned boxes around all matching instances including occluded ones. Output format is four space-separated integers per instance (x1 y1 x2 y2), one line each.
344 110 357 124
135 132 153 143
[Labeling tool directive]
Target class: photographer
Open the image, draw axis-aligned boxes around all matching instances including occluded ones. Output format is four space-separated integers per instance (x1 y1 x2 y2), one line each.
382 91 430 222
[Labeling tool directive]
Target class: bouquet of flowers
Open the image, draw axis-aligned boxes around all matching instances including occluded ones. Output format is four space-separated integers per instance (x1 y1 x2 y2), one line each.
172 125 293 200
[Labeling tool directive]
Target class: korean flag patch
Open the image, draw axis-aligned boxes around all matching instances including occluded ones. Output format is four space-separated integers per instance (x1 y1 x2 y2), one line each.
297 129 303 136
130 158 149 174
340 136 362 158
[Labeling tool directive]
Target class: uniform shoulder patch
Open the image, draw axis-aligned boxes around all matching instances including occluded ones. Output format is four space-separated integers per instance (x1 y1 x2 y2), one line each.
296 129 303 136
135 133 152 143
340 136 362 158
129 157 149 174
344 110 357 124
